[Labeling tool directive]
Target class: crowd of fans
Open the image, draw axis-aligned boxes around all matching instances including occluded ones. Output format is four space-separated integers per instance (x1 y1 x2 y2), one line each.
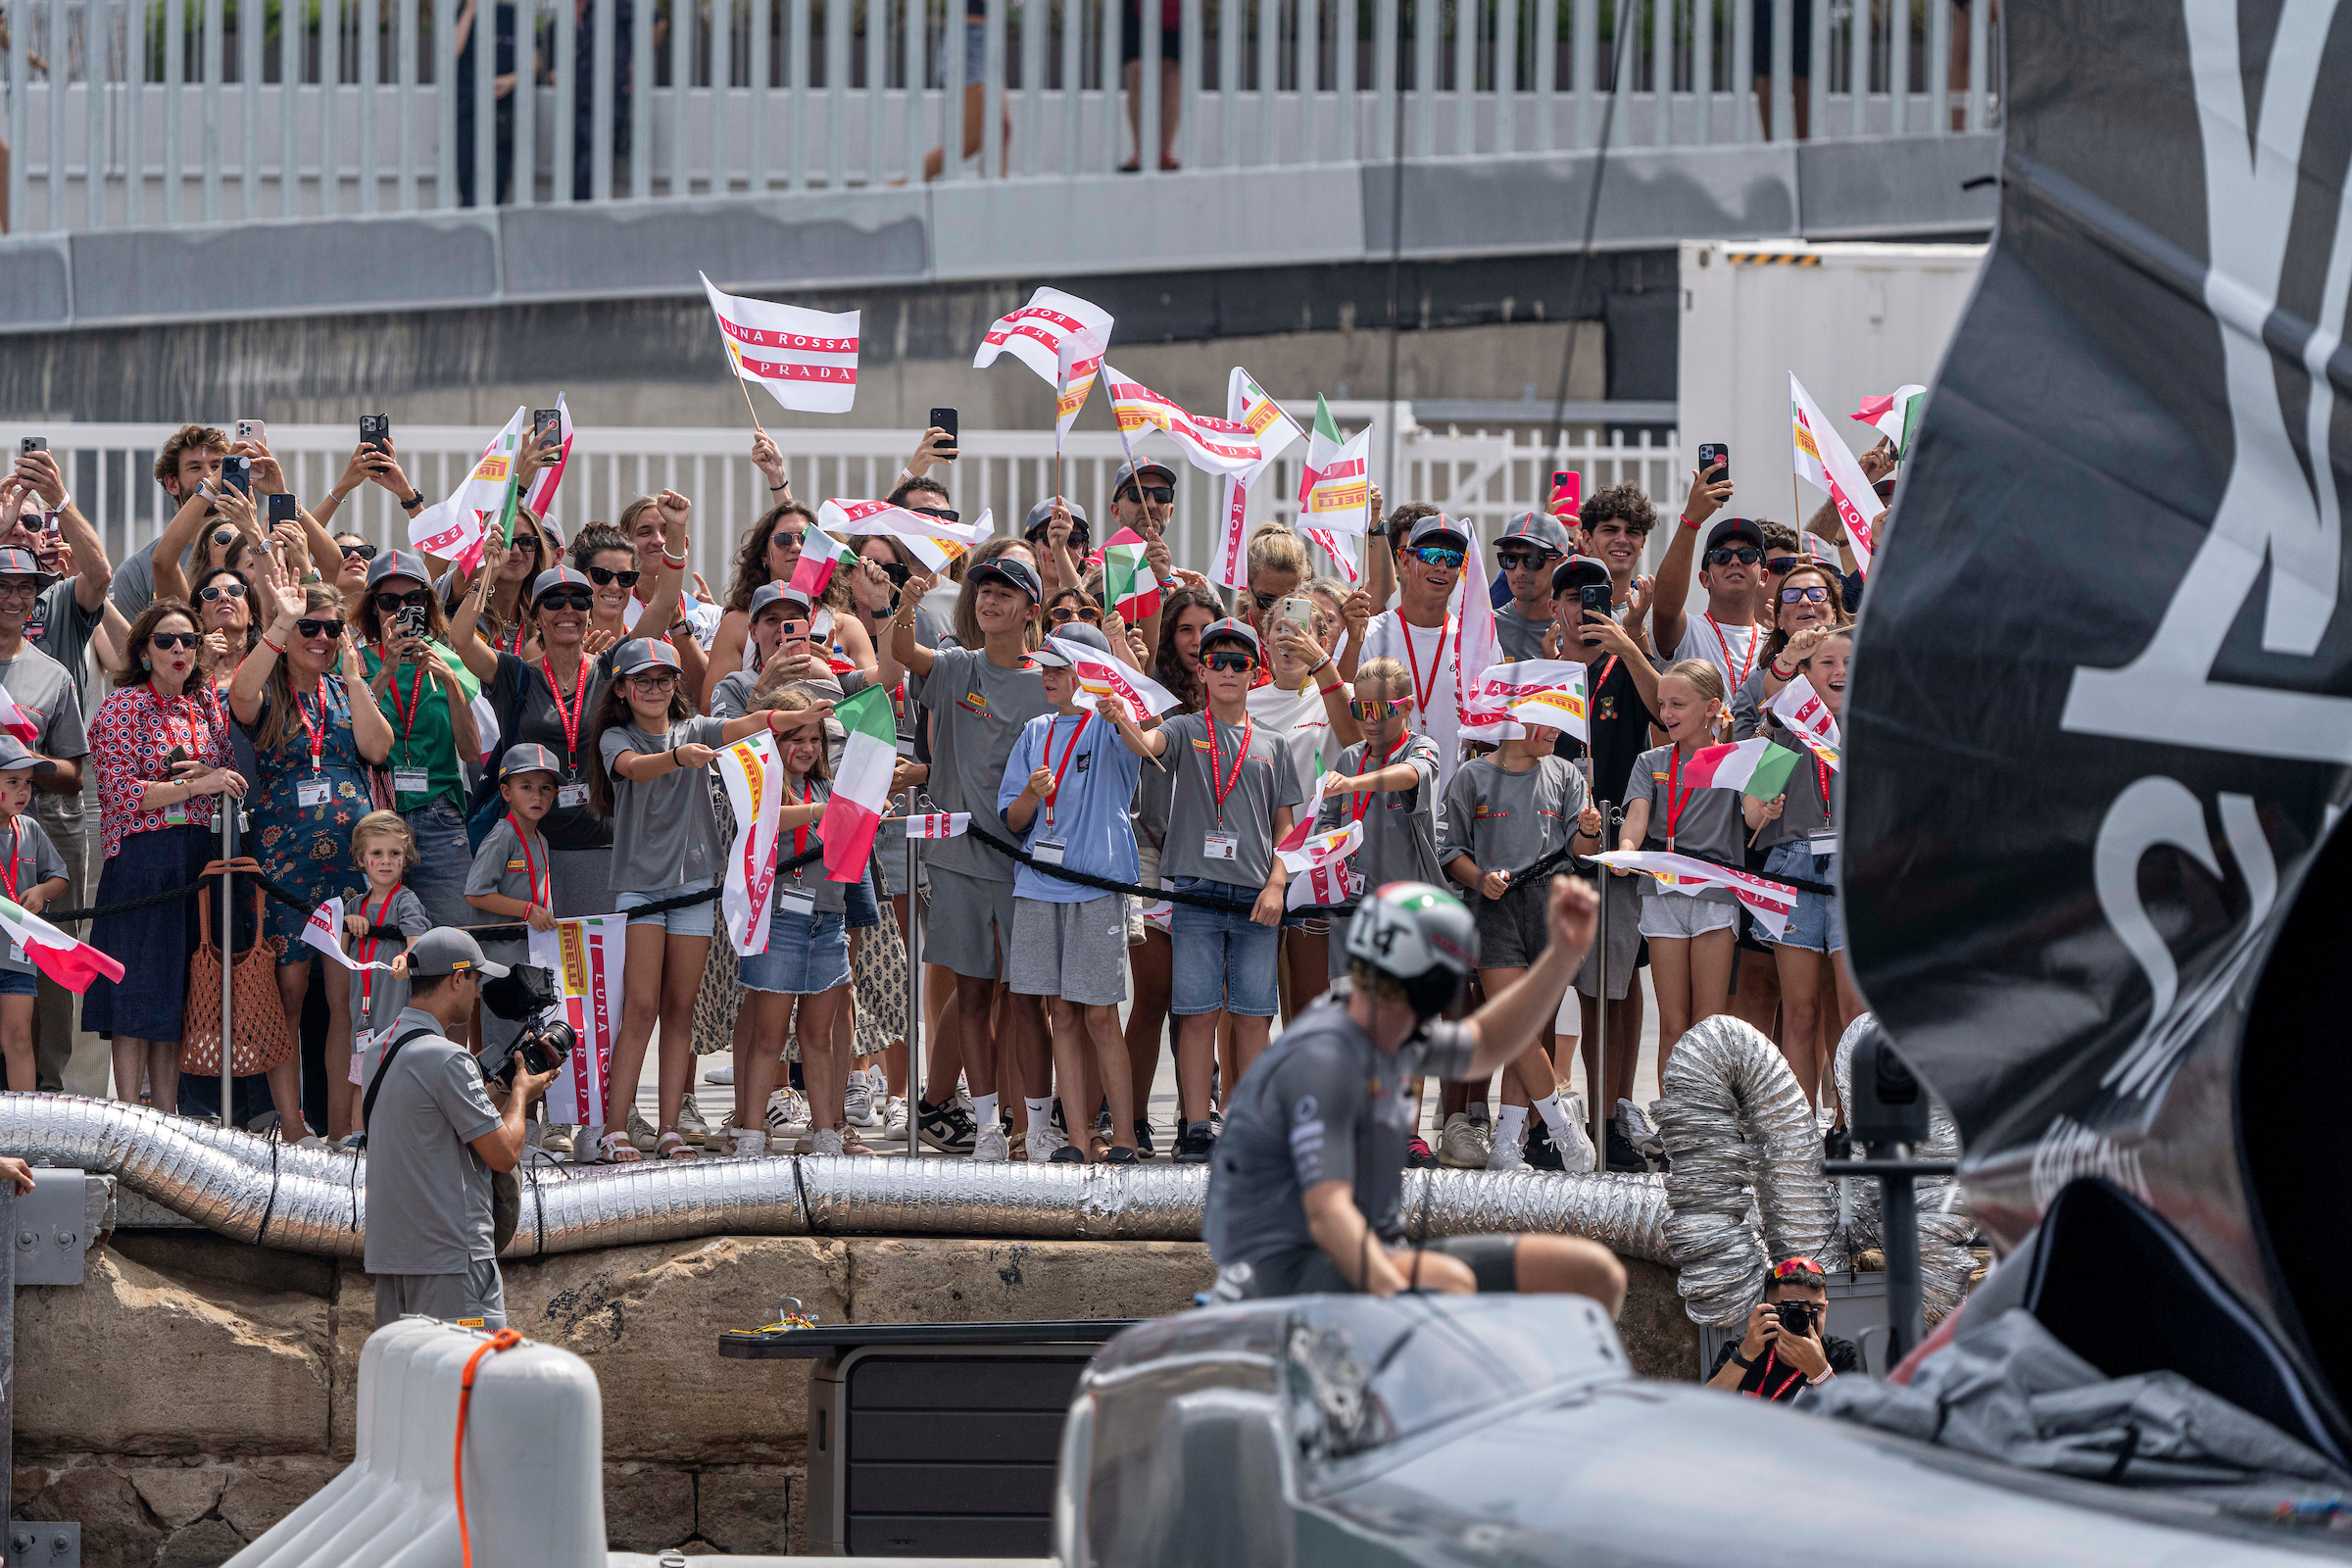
0 415 1884 1179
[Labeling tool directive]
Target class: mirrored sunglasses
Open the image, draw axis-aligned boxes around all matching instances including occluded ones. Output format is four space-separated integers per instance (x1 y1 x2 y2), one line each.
1203 651 1257 672
1779 585 1830 604
1348 698 1405 720
1410 546 1466 568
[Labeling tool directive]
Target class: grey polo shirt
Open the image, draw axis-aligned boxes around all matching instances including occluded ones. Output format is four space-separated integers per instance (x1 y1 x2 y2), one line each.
904 646 1049 885
1436 754 1588 874
1156 710 1305 894
361 1005 503 1277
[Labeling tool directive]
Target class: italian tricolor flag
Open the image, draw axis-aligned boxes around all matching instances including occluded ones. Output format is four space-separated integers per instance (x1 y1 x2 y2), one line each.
1853 385 1926 457
1679 737 1802 799
818 685 897 883
1102 526 1159 625
788 525 859 602
0 896 122 992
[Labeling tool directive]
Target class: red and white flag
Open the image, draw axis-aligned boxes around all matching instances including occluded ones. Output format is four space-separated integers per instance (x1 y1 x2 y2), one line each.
900 812 971 840
1279 821 1364 909
1792 371 1878 576
301 899 394 973
1462 660 1588 738
0 896 122 993
523 393 575 516
1594 850 1799 939
531 912 626 1127
704 272 860 416
1054 331 1105 451
1048 635 1180 724
816 498 991 573
788 527 861 603
716 731 787 957
1211 368 1305 589
0 685 38 747
1453 528 1504 745
974 286 1115 387
1105 367 1265 477
1767 674 1842 760
412 406 527 561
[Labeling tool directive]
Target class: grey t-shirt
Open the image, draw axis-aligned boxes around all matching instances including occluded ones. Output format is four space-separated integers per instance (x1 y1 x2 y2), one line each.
0 815 69 975
1203 987 1477 1266
598 714 728 892
904 646 1048 884
1437 754 1588 875
1157 710 1305 893
108 537 161 620
466 814 552 908
0 645 88 767
1311 732 1445 892
1493 600 1553 662
25 580 99 677
1630 742 1741 904
772 778 848 916
344 885 432 1040
361 1006 503 1276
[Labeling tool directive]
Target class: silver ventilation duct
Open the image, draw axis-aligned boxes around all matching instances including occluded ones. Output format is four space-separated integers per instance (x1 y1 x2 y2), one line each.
1833 1015 1978 1321
1651 1016 1838 1327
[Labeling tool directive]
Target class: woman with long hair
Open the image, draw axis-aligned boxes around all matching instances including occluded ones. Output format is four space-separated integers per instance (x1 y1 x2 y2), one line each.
440 508 556 659
703 499 814 709
84 600 249 1123
231 570 396 1120
353 551 482 928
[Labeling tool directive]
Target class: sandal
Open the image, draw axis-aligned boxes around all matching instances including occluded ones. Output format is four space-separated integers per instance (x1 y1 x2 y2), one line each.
657 1130 698 1160
839 1130 875 1157
600 1130 642 1163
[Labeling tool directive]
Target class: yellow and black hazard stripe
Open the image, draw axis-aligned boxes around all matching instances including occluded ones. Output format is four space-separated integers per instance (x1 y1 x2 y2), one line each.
1725 251 1823 266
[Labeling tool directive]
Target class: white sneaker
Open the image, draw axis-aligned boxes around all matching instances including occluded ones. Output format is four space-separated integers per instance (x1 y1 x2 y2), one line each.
973 1123 1009 1162
705 1063 735 1085
677 1094 709 1136
1554 1093 1598 1175
810 1127 845 1156
765 1088 811 1137
1486 1131 1528 1172
884 1096 909 1139
733 1128 767 1158
844 1077 882 1129
1025 1124 1065 1165
1437 1111 1491 1169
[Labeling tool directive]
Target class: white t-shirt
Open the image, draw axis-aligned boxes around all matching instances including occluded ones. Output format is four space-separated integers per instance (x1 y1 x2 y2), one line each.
1673 613 1760 696
1245 679 1336 800
1362 612 1464 804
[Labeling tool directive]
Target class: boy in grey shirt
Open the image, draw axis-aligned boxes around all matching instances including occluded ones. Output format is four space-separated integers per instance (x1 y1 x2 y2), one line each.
1308 658 1445 979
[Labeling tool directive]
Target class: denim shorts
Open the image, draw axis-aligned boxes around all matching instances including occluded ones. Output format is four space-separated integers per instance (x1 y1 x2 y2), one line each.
1760 841 1843 954
616 876 718 938
0 969 35 998
1168 876 1281 1018
741 908 851 995
843 863 880 931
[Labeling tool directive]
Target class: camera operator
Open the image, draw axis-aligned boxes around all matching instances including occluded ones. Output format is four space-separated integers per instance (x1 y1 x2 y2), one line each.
363 928 557 1332
1706 1255 1858 1400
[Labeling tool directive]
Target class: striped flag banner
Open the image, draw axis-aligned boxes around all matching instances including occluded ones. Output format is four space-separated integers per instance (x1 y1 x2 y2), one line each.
817 498 991 574
531 912 626 1127
1767 674 1842 759
788 526 861 603
1792 371 1879 575
1298 395 1373 534
974 286 1115 387
1593 851 1799 939
1054 333 1105 450
1279 820 1363 909
301 899 393 973
1464 660 1587 741
893 812 971 839
716 729 787 957
0 896 122 992
703 271 861 415
1102 527 1161 625
1048 635 1181 723
1211 368 1306 589
412 405 527 561
1104 366 1265 476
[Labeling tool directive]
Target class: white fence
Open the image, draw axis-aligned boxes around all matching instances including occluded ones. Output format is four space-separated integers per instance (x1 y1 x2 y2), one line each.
0 418 1684 585
0 0 2000 233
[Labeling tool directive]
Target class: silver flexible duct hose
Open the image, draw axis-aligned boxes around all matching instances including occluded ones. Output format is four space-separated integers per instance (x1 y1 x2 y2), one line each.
0 1096 1674 1262
1833 1015 1977 1321
1651 1016 1837 1327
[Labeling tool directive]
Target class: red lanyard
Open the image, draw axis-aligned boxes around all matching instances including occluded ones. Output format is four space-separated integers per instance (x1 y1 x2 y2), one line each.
1349 731 1410 823
0 820 19 903
1665 747 1699 850
1815 757 1835 825
356 884 399 1010
507 814 548 907
543 656 589 760
295 683 328 774
1706 614 1755 689
1206 715 1253 828
787 777 810 862
383 660 424 764
1041 715 1090 831
1396 616 1456 733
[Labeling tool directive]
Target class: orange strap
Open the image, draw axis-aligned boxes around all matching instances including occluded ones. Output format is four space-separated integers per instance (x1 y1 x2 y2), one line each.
455 1328 524 1568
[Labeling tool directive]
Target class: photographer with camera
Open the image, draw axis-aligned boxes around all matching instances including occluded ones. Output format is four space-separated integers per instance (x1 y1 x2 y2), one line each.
1706 1255 1858 1401
363 928 557 1332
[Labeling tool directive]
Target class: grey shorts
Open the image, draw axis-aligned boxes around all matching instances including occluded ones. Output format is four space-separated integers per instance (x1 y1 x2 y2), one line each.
1127 839 1161 945
1575 870 1644 1002
1008 894 1131 1006
924 863 1017 981
373 1257 507 1330
1472 876 1551 969
1637 888 1739 941
1216 1234 1520 1298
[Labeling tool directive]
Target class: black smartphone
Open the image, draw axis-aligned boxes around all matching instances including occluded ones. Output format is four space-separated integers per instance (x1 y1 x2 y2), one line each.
1696 442 1730 483
18 437 46 457
929 408 958 460
1579 582 1612 617
360 414 391 455
268 492 298 527
164 746 191 770
532 408 561 450
223 456 253 496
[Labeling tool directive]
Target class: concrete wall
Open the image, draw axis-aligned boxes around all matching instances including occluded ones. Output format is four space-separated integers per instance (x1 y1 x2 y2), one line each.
13 1230 1696 1567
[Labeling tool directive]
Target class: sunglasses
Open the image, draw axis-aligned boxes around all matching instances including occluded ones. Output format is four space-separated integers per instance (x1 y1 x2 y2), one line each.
910 505 962 523
211 529 239 549
510 533 544 557
873 560 911 586
1348 698 1406 720
374 590 430 612
1494 549 1556 570
198 582 247 603
1410 546 1466 568
772 530 807 551
338 542 378 562
1779 584 1830 604
626 671 679 690
294 617 344 639
1766 556 1801 576
1118 485 1175 506
1048 605 1102 625
1706 546 1762 566
536 589 594 612
586 566 640 587
1770 1256 1826 1280
1203 651 1257 673
147 631 203 651
1028 523 1091 546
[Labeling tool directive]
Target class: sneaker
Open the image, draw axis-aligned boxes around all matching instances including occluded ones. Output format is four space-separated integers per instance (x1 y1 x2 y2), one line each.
884 1096 909 1139
917 1096 975 1152
844 1077 882 1129
1048 1145 1086 1163
1526 1118 1564 1171
676 1094 710 1137
1133 1118 1156 1158
1604 1124 1648 1173
973 1122 1009 1162
1438 1111 1491 1169
626 1105 660 1152
704 1063 735 1085
1553 1095 1598 1175
733 1128 768 1158
1104 1146 1139 1165
1172 1120 1215 1163
1615 1099 1669 1169
541 1125 575 1157
1405 1136 1437 1168
810 1127 845 1156
1026 1117 1068 1165
765 1089 811 1138
1486 1130 1527 1172
1094 1104 1113 1141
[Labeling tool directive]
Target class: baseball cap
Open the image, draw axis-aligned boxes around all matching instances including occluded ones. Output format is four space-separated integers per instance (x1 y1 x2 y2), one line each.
1403 514 1471 552
1550 555 1613 598
1111 460 1177 495
366 548 433 590
612 640 683 676
968 555 1044 603
1035 624 1115 666
0 736 57 774
1704 516 1766 554
531 566 593 605
407 927 511 979
0 547 61 588
1023 498 1091 537
498 743 566 780
1493 512 1576 558
1198 616 1262 662
748 581 793 618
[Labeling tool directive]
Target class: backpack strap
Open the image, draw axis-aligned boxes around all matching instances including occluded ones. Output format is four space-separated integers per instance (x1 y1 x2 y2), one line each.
361 1026 442 1130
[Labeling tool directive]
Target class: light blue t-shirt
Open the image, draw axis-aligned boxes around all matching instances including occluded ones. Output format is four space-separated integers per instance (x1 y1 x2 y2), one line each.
996 710 1142 904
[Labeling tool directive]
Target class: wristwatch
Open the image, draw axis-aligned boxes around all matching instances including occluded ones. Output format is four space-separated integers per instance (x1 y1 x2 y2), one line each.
399 492 425 512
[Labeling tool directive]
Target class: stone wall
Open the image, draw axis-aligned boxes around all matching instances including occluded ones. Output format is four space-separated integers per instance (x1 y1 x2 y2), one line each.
14 1230 1694 1567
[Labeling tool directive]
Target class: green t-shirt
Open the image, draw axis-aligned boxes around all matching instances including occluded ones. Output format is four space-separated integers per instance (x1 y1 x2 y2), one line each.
363 640 484 811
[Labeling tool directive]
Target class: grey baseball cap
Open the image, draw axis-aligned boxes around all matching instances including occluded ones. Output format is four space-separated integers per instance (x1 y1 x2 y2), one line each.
612 639 683 676
366 548 434 590
1111 460 1177 495
0 736 57 774
1023 497 1091 537
967 555 1044 603
498 743 566 780
748 581 794 618
1198 616 1262 662
531 566 593 604
1402 514 1471 551
1493 512 1576 558
407 927 511 979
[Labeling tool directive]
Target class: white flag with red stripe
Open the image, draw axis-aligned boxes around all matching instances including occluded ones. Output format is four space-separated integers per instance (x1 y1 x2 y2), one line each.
816 498 991 573
1791 371 1879 576
1453 529 1504 745
411 406 527 561
523 393 575 515
901 812 971 840
1594 850 1799 938
1048 635 1181 723
715 730 787 958
973 287 1115 387
0 684 38 747
301 899 394 972
530 912 626 1127
1105 367 1265 477
1279 820 1364 909
703 272 861 415
1210 369 1306 589
1767 674 1842 758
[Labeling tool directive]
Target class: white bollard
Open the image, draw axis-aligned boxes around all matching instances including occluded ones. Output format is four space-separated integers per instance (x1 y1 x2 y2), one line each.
226 1317 607 1568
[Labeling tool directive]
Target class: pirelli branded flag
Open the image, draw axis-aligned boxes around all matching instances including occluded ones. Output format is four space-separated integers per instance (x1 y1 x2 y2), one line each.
1845 0 2352 1435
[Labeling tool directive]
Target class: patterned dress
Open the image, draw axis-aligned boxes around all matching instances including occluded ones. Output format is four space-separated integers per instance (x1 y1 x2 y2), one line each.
241 675 379 957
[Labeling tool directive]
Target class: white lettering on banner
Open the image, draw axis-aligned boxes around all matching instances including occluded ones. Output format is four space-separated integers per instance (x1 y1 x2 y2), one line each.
1594 850 1798 938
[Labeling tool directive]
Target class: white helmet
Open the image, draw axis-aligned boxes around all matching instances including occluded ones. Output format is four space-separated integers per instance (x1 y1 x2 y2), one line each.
1345 881 1480 1018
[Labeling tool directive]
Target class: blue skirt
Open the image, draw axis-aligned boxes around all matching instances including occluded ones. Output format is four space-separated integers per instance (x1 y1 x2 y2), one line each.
82 823 214 1043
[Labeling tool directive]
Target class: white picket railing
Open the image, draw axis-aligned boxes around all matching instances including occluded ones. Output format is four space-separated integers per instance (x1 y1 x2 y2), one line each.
0 0 1998 233
0 417 1683 584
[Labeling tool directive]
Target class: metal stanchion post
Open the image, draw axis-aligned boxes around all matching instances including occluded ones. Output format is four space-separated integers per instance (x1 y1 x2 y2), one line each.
0 1185 14 1532
220 801 235 1129
1589 800 1613 1162
904 787 923 1159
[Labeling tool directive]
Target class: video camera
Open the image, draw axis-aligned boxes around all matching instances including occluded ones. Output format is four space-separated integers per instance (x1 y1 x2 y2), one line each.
478 962 576 1089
